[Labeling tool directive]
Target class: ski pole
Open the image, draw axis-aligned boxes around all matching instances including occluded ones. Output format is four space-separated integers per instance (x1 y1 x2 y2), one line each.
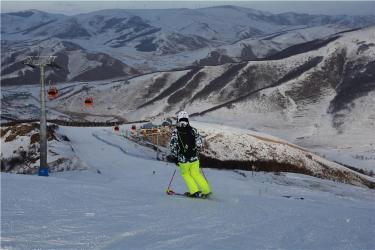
166 169 177 194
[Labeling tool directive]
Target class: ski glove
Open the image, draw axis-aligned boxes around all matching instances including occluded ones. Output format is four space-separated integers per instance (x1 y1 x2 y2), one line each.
167 155 179 165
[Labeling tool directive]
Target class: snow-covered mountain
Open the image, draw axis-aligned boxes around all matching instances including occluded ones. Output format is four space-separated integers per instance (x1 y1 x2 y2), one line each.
70 5 375 43
1 6 374 81
3 7 373 43
193 25 358 65
20 27 370 171
48 27 373 118
1 38 138 85
0 9 65 35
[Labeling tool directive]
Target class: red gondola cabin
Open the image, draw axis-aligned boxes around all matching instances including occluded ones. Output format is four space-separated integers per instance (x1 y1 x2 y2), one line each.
47 86 58 100
84 97 93 107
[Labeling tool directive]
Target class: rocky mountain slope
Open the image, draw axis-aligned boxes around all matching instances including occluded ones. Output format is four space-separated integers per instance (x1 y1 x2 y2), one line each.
0 122 86 173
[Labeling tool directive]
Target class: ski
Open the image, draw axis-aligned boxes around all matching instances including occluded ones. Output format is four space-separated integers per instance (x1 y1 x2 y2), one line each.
166 189 211 199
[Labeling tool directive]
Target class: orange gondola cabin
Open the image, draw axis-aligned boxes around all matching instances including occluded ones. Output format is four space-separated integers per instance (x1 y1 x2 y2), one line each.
47 86 58 100
84 97 93 107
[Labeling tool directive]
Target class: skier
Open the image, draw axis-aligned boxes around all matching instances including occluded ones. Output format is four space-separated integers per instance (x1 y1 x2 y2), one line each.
169 111 212 198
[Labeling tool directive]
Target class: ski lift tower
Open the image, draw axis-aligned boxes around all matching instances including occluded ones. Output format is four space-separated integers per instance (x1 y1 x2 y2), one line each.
24 55 61 176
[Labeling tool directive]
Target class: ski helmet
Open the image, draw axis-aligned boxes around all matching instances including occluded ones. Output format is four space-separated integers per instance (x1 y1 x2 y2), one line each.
177 111 189 122
177 111 189 127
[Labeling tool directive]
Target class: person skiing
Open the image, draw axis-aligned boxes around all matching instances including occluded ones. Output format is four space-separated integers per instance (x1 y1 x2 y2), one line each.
169 111 212 198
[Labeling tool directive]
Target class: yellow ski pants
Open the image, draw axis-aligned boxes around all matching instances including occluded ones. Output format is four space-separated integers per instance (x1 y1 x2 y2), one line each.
178 160 211 195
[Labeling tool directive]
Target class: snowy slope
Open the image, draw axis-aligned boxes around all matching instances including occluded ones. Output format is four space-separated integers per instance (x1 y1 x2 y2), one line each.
3 121 372 187
1 125 375 249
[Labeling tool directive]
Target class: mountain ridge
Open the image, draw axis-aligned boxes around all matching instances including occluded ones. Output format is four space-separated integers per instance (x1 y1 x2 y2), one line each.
2 6 374 83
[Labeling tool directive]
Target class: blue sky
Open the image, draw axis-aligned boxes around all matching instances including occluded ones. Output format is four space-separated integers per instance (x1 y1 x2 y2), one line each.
1 1 375 15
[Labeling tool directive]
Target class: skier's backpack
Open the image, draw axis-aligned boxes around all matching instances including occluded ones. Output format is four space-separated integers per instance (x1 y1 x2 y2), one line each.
177 126 197 158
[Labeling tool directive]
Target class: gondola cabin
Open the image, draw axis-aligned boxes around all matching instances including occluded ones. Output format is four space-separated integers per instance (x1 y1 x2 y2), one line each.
84 97 93 107
47 86 58 100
